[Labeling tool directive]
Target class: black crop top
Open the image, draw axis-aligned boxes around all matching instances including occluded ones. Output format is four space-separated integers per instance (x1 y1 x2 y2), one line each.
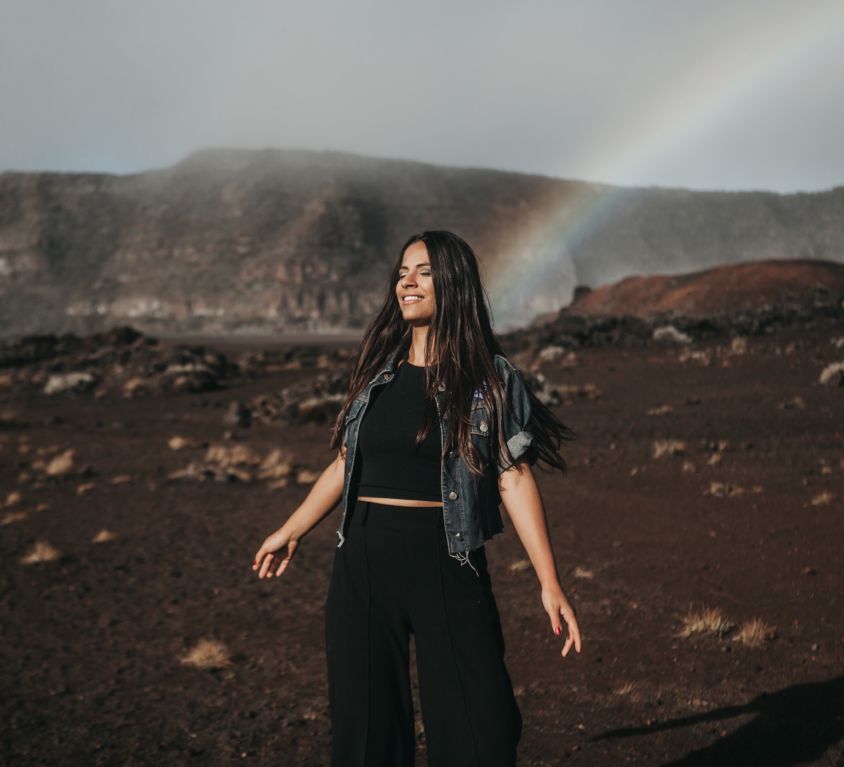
353 359 443 502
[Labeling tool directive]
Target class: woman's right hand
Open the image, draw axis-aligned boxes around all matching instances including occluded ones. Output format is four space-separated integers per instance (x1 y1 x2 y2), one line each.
252 528 299 579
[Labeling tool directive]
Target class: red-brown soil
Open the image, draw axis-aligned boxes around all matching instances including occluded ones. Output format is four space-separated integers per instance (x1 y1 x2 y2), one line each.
566 258 844 319
2 324 843 766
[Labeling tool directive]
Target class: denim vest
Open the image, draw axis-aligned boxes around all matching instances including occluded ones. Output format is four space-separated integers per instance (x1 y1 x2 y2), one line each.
335 342 538 577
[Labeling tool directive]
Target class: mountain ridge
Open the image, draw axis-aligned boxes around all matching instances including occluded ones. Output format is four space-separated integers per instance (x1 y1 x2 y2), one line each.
1 148 842 337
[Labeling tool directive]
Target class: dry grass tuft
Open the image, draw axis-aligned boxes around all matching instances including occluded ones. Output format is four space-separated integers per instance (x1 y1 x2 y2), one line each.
678 348 711 365
180 638 232 670
778 395 807 410
818 361 844 386
508 559 532 572
2 510 28 525
732 618 776 648
45 448 75 476
809 491 834 507
652 439 686 459
729 336 748 355
705 480 747 497
295 469 321 484
20 539 60 564
258 448 294 480
168 435 202 451
572 566 594 579
676 605 735 638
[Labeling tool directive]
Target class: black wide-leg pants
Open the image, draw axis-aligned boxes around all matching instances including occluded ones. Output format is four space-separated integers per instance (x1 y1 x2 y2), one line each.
324 499 523 767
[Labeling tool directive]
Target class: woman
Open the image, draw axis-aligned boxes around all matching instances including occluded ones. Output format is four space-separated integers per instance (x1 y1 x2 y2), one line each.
253 230 582 766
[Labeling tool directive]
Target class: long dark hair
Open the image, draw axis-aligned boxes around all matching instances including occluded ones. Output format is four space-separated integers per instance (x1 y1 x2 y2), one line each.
330 230 577 476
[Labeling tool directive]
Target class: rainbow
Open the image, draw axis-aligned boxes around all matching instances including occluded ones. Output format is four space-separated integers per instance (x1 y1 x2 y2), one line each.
489 0 844 329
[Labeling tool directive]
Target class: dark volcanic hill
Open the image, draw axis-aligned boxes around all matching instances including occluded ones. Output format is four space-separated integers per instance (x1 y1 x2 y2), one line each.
564 258 844 319
1 147 842 337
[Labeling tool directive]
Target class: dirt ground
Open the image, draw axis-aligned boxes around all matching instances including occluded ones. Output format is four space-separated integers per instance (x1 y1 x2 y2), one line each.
2 324 843 766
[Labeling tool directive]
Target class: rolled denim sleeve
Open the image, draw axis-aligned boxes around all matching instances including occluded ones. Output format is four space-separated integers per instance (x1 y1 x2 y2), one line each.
497 365 539 474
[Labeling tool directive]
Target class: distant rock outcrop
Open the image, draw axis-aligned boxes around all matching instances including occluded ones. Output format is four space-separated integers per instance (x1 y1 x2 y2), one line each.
505 258 844 354
0 325 356 411
1 148 843 337
564 258 844 318
0 326 240 398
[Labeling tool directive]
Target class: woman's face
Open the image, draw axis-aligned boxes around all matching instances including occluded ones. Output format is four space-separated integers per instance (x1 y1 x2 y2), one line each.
396 241 436 324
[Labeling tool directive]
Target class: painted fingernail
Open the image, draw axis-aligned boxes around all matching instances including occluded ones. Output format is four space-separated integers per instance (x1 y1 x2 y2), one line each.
554 626 562 636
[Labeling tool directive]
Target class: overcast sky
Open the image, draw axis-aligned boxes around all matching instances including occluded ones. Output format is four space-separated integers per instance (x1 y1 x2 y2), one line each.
1 0 842 192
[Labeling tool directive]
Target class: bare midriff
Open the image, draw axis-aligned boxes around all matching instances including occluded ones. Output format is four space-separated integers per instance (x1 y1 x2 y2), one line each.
357 496 443 507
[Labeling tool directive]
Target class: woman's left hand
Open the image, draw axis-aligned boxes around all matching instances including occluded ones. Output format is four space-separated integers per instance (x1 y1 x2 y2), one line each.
541 583 582 657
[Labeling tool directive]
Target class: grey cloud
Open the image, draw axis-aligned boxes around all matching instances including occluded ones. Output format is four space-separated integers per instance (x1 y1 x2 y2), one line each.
1 0 842 191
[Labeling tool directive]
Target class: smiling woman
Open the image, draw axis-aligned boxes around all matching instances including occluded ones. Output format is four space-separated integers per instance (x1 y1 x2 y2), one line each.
253 229 581 767
397 245 434 319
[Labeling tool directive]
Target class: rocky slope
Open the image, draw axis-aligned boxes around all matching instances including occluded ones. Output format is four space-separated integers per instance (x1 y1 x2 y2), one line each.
1 148 842 337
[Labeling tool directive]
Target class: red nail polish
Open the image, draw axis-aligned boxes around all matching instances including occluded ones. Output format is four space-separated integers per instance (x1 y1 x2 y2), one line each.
554 626 561 636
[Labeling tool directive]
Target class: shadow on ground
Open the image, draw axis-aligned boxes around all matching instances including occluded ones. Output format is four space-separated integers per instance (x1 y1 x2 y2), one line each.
590 676 844 766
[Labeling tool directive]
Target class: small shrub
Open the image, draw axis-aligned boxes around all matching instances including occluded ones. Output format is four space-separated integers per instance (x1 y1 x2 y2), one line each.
180 638 232 670
732 618 776 648
20 540 60 564
676 605 735 638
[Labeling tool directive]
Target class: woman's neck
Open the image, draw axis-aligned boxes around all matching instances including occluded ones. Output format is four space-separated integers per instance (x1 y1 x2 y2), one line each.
403 352 427 368
406 328 433 368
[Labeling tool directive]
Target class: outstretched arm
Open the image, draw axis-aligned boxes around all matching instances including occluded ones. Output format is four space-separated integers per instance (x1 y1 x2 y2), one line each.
499 462 582 657
252 449 346 578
